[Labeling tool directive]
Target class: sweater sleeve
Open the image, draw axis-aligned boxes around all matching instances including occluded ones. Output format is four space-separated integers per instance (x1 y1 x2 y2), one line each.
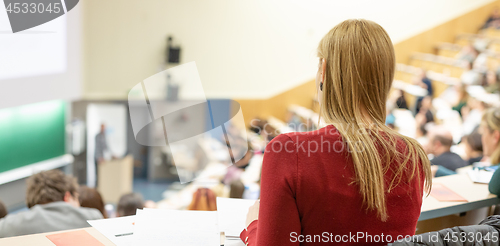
239 134 301 246
489 167 500 195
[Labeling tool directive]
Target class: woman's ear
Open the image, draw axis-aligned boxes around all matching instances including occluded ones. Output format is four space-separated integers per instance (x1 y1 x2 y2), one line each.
320 58 327 82
494 130 500 145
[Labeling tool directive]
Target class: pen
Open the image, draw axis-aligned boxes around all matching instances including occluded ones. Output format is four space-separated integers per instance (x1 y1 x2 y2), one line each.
115 232 133 237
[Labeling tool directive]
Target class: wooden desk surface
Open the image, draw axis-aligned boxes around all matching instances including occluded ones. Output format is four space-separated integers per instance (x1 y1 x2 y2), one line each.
419 174 500 221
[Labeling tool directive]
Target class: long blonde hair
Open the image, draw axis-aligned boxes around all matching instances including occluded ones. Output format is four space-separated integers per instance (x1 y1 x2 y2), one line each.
317 19 431 221
482 107 500 165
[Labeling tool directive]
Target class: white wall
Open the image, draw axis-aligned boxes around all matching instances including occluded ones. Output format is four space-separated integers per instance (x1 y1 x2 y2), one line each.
83 0 494 100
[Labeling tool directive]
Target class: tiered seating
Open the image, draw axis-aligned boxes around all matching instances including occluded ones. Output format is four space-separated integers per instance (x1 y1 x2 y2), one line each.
436 42 462 58
455 33 483 46
483 28 500 38
394 64 459 109
287 104 327 129
483 50 500 70
488 39 500 52
409 53 464 78
392 26 500 146
267 116 294 134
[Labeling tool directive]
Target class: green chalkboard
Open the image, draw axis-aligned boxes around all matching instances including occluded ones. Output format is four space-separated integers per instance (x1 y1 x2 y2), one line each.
0 100 66 173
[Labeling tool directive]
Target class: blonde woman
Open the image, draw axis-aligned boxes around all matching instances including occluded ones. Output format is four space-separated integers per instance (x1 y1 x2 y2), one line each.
241 19 431 245
480 108 500 195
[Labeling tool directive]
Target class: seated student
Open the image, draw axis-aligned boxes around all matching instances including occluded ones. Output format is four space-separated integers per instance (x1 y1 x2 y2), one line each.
304 118 317 132
482 8 500 29
229 180 245 199
249 118 266 134
287 111 305 132
480 108 500 195
0 170 103 237
262 124 277 143
187 188 217 211
463 97 487 136
461 61 482 85
426 127 467 176
414 69 433 114
415 96 434 125
451 84 469 117
0 200 7 219
473 33 490 53
485 70 500 94
385 102 396 129
116 193 144 217
78 186 107 218
464 128 483 165
395 89 408 110
223 143 254 185
241 19 432 245
456 45 478 65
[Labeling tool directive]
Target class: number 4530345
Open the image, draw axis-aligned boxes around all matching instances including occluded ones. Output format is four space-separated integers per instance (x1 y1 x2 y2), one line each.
6 2 62 14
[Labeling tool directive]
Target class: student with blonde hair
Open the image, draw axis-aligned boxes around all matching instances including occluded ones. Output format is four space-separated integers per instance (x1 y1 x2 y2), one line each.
241 19 431 245
480 108 500 195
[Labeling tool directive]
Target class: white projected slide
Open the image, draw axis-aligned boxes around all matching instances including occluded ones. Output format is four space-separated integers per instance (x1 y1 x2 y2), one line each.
0 1 66 80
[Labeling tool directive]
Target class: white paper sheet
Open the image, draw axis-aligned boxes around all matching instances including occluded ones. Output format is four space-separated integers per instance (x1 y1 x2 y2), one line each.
225 238 246 246
87 215 136 246
216 197 257 238
133 209 220 246
467 169 494 184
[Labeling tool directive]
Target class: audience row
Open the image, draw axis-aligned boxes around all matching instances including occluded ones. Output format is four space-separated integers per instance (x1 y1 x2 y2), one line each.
0 170 148 238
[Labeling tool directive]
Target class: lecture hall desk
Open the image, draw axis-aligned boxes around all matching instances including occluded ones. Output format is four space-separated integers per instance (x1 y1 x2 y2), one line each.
0 227 246 246
1 174 498 245
417 173 500 233
420 174 500 221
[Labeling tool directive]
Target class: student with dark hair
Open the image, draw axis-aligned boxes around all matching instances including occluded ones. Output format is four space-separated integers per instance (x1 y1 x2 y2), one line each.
464 128 483 165
414 69 433 115
249 118 267 135
482 8 500 29
395 89 408 110
78 186 108 218
0 170 102 238
0 200 7 219
223 143 254 185
116 193 144 217
426 127 467 176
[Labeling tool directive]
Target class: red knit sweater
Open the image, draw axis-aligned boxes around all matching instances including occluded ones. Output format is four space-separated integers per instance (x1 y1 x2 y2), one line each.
240 125 424 245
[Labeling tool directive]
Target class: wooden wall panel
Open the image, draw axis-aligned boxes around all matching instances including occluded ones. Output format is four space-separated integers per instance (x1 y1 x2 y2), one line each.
395 1 500 63
233 80 316 125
